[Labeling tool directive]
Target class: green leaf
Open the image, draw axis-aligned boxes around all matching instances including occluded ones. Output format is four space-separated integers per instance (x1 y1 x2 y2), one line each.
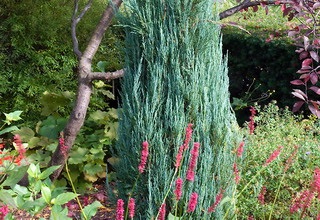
27 163 41 178
51 192 78 205
0 126 19 135
68 147 88 164
41 185 52 204
40 91 73 116
3 111 23 125
89 110 108 122
97 61 108 72
50 205 71 220
0 191 17 208
39 165 60 180
13 184 29 195
107 108 118 119
101 90 115 100
167 212 181 220
83 164 103 176
82 201 102 220
2 165 28 187
38 116 67 139
12 127 35 141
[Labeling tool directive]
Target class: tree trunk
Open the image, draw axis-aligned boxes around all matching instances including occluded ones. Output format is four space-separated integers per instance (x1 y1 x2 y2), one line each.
49 0 123 181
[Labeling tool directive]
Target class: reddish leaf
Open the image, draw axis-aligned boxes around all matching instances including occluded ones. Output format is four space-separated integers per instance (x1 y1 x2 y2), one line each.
265 6 269 15
292 101 304 112
290 79 305 85
275 0 281 5
314 39 320 46
297 69 311 74
310 73 318 85
252 5 258 12
310 86 320 95
299 51 309 60
310 51 319 62
281 4 286 12
292 89 307 101
313 2 320 9
304 36 310 51
302 58 312 67
308 103 320 118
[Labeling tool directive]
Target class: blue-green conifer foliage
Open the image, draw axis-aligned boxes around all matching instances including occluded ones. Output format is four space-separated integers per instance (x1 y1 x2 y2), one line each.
114 1 241 218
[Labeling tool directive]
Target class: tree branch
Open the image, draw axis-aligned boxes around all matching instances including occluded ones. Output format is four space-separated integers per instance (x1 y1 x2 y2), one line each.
90 69 124 81
82 0 123 62
72 0 83 59
219 0 287 20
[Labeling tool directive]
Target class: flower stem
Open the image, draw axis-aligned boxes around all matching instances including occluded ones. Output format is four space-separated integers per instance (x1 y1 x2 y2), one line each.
65 160 87 220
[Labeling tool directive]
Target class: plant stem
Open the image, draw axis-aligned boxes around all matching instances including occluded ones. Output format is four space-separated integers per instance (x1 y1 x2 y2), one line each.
65 160 87 220
268 174 285 220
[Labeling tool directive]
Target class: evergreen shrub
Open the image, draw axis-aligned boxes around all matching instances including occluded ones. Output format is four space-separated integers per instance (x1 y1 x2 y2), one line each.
114 1 241 219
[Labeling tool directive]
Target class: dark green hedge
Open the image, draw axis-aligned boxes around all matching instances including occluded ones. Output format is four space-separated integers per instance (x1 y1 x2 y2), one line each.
222 31 299 109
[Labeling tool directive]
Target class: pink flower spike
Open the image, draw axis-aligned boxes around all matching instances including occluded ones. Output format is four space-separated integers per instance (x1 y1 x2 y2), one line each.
248 106 256 135
183 123 193 150
158 203 166 220
208 189 224 213
264 146 283 166
236 141 245 157
187 192 198 213
116 199 124 220
0 205 9 218
138 141 149 173
128 198 135 219
175 145 184 169
258 186 266 205
233 163 240 184
312 168 320 196
174 178 183 201
186 142 200 181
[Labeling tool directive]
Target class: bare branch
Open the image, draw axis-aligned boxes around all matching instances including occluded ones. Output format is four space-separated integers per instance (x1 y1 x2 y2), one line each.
219 0 288 20
90 69 124 81
82 0 123 62
76 0 94 23
72 0 82 59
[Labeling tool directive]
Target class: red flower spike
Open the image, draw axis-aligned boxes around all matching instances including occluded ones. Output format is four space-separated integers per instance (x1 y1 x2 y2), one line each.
187 192 198 213
208 189 224 213
138 141 149 174
158 203 166 220
128 198 135 219
116 199 124 220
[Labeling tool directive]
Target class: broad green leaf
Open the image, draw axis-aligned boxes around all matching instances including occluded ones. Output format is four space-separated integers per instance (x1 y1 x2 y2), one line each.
13 127 35 141
0 126 19 135
68 147 88 164
2 165 28 187
27 137 41 149
38 116 67 139
101 90 115 100
168 212 182 220
13 184 29 195
27 163 41 178
3 111 23 125
50 205 71 220
0 191 17 208
39 165 60 180
93 80 106 88
40 91 73 116
82 201 102 220
51 192 78 205
97 61 108 72
83 164 103 176
107 108 118 119
41 185 51 204
89 110 108 122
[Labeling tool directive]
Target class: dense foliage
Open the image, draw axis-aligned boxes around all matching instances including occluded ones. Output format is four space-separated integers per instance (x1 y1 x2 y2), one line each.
114 1 241 219
0 0 123 123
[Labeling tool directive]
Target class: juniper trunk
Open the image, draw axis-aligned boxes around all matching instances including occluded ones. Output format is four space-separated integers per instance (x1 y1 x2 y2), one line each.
113 1 241 218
